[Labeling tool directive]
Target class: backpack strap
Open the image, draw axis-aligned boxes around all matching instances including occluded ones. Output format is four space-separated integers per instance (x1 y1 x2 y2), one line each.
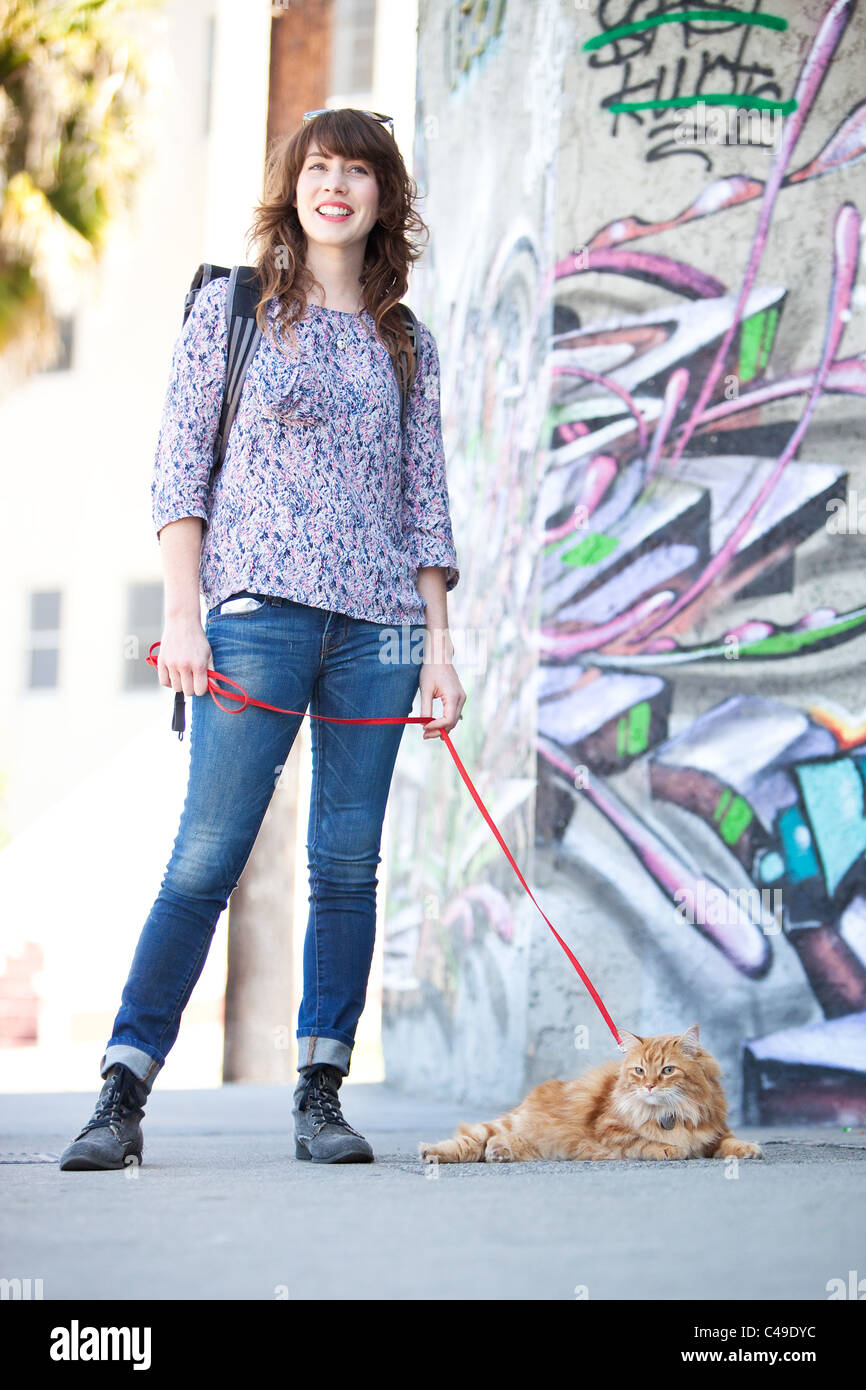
211 265 263 485
183 263 231 325
395 303 420 432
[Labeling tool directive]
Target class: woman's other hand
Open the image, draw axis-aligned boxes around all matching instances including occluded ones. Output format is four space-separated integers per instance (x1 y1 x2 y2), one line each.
157 617 215 698
419 661 466 739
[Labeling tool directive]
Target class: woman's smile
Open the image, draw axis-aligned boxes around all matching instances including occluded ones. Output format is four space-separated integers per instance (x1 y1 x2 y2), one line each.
316 203 354 221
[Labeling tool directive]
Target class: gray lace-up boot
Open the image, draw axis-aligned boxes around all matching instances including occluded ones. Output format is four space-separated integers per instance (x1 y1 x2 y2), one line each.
58 1064 150 1171
293 1064 374 1164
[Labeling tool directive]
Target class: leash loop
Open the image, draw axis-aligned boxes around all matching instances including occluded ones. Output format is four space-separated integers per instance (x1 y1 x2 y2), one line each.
207 670 250 714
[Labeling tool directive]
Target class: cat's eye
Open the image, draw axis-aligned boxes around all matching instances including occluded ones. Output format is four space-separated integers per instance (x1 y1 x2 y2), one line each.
633 1066 644 1075
661 1065 675 1074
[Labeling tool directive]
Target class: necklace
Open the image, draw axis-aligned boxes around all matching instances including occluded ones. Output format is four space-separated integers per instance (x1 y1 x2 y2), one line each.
307 302 367 350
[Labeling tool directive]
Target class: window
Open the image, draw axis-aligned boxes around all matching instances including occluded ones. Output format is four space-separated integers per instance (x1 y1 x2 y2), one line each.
27 591 62 689
124 583 164 691
203 13 216 138
330 0 376 96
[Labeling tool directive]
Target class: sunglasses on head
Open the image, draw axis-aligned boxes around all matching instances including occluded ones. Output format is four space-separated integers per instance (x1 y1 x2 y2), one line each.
302 109 395 140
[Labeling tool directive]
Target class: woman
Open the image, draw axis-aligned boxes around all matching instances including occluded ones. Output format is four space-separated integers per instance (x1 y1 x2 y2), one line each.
60 109 464 1170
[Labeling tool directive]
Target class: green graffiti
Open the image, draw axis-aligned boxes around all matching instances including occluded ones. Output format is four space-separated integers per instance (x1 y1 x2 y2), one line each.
628 701 651 755
560 533 619 567
617 701 652 758
758 306 779 373
719 795 754 846
739 305 780 382
742 612 866 657
583 9 787 54
451 0 507 81
608 95 796 116
713 788 732 822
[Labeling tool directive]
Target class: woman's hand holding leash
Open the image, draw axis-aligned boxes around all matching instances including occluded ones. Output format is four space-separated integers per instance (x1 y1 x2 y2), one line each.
156 618 215 698
413 568 463 738
419 660 466 739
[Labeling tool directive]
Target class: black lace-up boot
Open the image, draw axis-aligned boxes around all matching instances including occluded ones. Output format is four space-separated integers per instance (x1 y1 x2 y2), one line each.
58 1064 150 1171
293 1064 374 1164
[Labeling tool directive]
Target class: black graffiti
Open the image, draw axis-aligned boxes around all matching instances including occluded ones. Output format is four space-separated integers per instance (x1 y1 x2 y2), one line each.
587 0 785 166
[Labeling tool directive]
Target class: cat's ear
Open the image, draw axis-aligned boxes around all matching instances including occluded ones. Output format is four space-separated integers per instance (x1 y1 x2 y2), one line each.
616 1028 643 1055
678 1023 701 1056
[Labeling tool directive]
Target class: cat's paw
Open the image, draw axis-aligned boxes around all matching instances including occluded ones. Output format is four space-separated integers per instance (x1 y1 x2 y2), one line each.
716 1139 763 1160
637 1142 680 1159
484 1141 514 1163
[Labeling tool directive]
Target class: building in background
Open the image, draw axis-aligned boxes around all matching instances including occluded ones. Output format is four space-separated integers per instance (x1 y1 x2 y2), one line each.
0 0 421 1090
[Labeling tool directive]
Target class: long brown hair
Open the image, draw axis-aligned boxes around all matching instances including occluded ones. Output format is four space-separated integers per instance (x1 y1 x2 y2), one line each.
246 109 429 378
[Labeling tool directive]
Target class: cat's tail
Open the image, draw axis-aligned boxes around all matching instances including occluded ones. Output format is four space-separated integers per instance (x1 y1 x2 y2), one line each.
418 1120 499 1164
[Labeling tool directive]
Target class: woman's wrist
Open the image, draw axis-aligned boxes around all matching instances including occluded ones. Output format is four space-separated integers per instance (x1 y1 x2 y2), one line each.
421 627 454 665
415 566 454 663
165 602 203 625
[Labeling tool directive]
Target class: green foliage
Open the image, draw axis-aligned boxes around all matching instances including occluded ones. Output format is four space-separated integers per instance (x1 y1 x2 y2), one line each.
0 0 160 371
0 253 39 351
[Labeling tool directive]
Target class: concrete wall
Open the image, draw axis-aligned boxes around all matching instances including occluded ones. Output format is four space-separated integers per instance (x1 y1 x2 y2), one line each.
382 0 866 1124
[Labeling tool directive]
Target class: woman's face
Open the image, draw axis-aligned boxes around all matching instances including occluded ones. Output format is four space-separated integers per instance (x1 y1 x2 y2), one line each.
295 145 380 251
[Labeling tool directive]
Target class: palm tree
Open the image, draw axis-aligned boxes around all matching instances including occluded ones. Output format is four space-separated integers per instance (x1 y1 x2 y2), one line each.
0 0 158 386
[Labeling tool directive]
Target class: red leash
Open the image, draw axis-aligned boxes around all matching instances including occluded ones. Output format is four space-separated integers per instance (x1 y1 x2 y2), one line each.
147 642 621 1045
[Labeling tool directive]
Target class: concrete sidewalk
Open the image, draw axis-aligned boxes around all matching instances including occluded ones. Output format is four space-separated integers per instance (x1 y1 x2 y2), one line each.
2 1083 864 1301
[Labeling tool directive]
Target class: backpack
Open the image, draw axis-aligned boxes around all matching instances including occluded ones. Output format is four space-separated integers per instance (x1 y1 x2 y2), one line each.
183 263 421 488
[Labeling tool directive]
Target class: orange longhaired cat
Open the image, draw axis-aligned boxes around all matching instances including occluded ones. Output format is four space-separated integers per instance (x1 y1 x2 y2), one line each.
418 1024 762 1163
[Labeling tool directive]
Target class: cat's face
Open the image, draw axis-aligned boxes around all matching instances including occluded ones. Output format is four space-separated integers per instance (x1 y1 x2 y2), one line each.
614 1023 704 1120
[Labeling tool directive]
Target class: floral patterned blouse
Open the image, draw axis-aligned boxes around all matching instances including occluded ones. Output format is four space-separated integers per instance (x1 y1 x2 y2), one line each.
151 275 460 625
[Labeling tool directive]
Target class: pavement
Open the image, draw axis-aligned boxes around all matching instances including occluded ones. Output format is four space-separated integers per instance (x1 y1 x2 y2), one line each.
2 1082 865 1301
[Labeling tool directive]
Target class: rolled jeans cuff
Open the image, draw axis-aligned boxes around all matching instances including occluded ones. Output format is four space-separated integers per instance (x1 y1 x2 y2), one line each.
295 1034 352 1076
100 1045 162 1093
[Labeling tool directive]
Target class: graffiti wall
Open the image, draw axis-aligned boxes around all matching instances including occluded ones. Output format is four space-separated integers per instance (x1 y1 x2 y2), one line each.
382 0 866 1123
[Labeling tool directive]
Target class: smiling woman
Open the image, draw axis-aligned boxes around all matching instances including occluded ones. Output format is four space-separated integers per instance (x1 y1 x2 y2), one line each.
58 108 465 1176
297 144 381 296
249 107 429 367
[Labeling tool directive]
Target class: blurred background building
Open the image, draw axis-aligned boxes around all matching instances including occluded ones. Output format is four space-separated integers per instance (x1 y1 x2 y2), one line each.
0 0 418 1090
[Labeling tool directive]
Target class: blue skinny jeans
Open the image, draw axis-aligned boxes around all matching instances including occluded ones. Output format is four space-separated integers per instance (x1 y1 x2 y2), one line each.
100 592 426 1092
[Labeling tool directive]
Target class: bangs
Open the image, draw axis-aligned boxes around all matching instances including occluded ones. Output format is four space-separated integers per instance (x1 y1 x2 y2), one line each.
299 110 388 168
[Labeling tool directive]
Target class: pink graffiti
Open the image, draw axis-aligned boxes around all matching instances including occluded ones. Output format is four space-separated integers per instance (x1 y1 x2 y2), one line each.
552 364 649 455
634 199 860 642
537 740 771 979
556 247 726 300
